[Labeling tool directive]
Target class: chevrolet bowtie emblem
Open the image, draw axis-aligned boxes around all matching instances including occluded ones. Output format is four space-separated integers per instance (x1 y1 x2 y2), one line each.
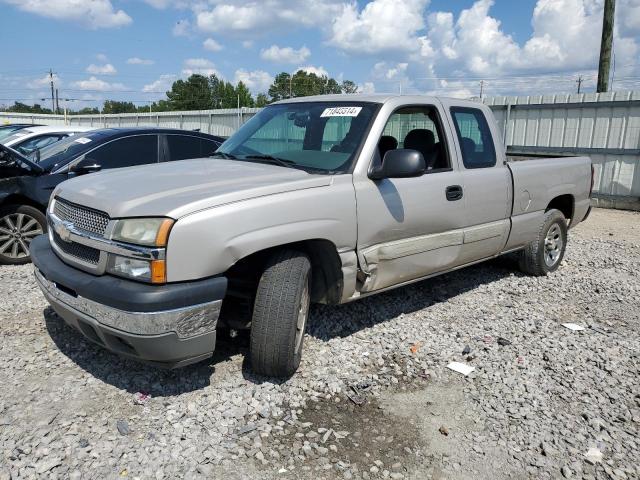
54 220 74 243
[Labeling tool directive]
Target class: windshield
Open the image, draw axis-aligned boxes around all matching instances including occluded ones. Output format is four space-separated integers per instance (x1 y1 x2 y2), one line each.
36 132 103 171
216 102 379 173
0 126 30 142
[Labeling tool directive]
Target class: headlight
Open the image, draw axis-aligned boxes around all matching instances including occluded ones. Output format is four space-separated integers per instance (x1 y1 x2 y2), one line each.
107 217 173 284
111 218 174 246
106 255 166 283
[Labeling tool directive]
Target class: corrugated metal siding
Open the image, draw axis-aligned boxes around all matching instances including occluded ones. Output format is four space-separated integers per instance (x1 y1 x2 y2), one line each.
483 91 640 199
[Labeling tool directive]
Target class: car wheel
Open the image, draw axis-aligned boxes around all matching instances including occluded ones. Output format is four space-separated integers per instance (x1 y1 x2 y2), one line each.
0 205 47 265
249 249 311 377
518 208 568 276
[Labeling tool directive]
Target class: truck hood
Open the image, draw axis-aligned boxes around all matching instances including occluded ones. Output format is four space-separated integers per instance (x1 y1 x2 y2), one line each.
55 158 334 218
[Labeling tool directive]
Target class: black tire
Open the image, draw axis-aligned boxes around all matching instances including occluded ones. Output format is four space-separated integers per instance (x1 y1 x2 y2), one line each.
518 208 568 276
0 204 47 265
250 249 311 377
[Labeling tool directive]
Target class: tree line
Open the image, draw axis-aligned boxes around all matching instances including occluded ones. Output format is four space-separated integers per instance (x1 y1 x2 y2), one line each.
2 71 359 115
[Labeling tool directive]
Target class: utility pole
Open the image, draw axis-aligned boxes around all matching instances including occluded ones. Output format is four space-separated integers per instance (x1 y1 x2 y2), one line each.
55 88 60 114
597 0 615 92
479 80 485 99
576 76 583 94
49 68 55 113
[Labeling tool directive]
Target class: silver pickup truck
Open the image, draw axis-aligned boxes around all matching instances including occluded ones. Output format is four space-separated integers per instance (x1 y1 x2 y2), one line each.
30 95 593 377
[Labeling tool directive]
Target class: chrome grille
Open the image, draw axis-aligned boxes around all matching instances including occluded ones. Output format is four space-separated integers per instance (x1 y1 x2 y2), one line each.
53 198 110 236
52 229 101 265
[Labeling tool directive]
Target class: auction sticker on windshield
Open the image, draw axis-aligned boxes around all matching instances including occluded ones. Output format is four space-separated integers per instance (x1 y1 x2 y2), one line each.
320 106 362 117
74 137 92 144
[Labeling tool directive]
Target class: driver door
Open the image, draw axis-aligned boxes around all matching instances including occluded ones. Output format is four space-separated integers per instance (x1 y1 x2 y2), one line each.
355 104 467 292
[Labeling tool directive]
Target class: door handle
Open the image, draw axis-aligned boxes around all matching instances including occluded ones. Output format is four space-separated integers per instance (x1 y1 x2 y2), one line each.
446 185 463 201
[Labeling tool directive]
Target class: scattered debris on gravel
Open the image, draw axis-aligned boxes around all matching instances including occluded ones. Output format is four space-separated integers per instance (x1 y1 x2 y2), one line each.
1 208 639 479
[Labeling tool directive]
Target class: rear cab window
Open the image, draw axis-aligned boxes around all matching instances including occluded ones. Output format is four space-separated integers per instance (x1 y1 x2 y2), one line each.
450 107 497 169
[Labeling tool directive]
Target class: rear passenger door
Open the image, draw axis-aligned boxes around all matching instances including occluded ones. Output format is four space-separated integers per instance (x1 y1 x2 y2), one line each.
84 134 160 170
446 104 511 264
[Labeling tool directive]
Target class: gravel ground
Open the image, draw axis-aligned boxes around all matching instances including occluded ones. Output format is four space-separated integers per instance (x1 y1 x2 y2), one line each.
1 208 639 480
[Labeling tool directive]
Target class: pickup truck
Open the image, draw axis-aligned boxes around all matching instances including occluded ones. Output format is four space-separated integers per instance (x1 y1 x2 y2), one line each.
30 95 593 377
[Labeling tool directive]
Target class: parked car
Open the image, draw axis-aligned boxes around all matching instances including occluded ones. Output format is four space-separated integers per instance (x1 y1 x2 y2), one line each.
2 125 95 156
30 95 592 376
0 124 42 142
0 127 224 264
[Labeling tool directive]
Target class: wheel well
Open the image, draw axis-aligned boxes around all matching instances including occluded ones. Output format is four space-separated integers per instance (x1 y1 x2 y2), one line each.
219 239 343 329
546 194 574 223
0 194 46 213
227 240 343 304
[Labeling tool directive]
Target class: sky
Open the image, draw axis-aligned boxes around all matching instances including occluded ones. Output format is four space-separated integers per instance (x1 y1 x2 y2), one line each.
1 0 639 110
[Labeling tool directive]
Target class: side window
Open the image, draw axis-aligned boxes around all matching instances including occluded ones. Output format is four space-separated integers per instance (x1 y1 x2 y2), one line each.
166 135 202 161
201 139 220 156
88 135 158 169
379 106 450 171
450 107 496 169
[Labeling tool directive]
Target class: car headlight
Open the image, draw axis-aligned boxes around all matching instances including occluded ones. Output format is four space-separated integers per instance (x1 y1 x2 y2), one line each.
111 218 174 246
106 217 173 284
107 255 166 283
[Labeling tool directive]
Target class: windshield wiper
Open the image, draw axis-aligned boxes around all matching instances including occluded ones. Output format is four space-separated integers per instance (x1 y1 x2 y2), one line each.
241 154 298 169
210 151 238 160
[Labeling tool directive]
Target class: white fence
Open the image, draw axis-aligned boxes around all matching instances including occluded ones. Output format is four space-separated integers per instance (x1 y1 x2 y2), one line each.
0 108 261 137
2 91 639 209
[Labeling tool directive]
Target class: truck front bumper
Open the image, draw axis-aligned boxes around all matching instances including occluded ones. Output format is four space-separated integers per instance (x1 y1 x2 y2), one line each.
30 235 227 368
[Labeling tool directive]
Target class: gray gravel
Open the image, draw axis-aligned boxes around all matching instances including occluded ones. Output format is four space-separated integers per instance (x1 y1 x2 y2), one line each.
1 208 639 479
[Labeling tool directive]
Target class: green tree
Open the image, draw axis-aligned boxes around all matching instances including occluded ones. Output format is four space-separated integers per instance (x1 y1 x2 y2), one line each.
341 80 359 94
77 107 100 115
255 93 270 107
166 74 212 110
267 71 355 101
7 102 53 114
236 81 254 107
102 100 137 114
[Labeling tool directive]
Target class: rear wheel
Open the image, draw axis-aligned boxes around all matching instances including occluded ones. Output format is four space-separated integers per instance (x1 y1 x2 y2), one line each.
0 205 46 265
518 208 567 276
249 249 311 377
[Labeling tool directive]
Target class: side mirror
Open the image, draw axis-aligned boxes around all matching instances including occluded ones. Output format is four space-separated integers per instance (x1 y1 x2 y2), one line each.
71 158 102 175
369 149 425 180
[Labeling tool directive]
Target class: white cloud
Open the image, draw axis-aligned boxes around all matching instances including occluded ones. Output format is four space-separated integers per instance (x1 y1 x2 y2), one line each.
143 74 177 93
203 38 224 52
70 77 127 91
127 57 155 66
173 19 191 36
27 74 62 89
234 69 274 93
96 53 109 62
2 0 132 29
195 0 344 34
328 0 428 53
242 40 254 49
142 0 172 8
359 82 376 94
297 65 329 77
86 63 117 75
182 58 220 77
260 45 311 64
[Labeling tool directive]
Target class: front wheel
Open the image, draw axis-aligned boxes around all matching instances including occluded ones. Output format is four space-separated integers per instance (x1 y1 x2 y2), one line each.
0 205 47 265
518 208 568 276
250 249 311 377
